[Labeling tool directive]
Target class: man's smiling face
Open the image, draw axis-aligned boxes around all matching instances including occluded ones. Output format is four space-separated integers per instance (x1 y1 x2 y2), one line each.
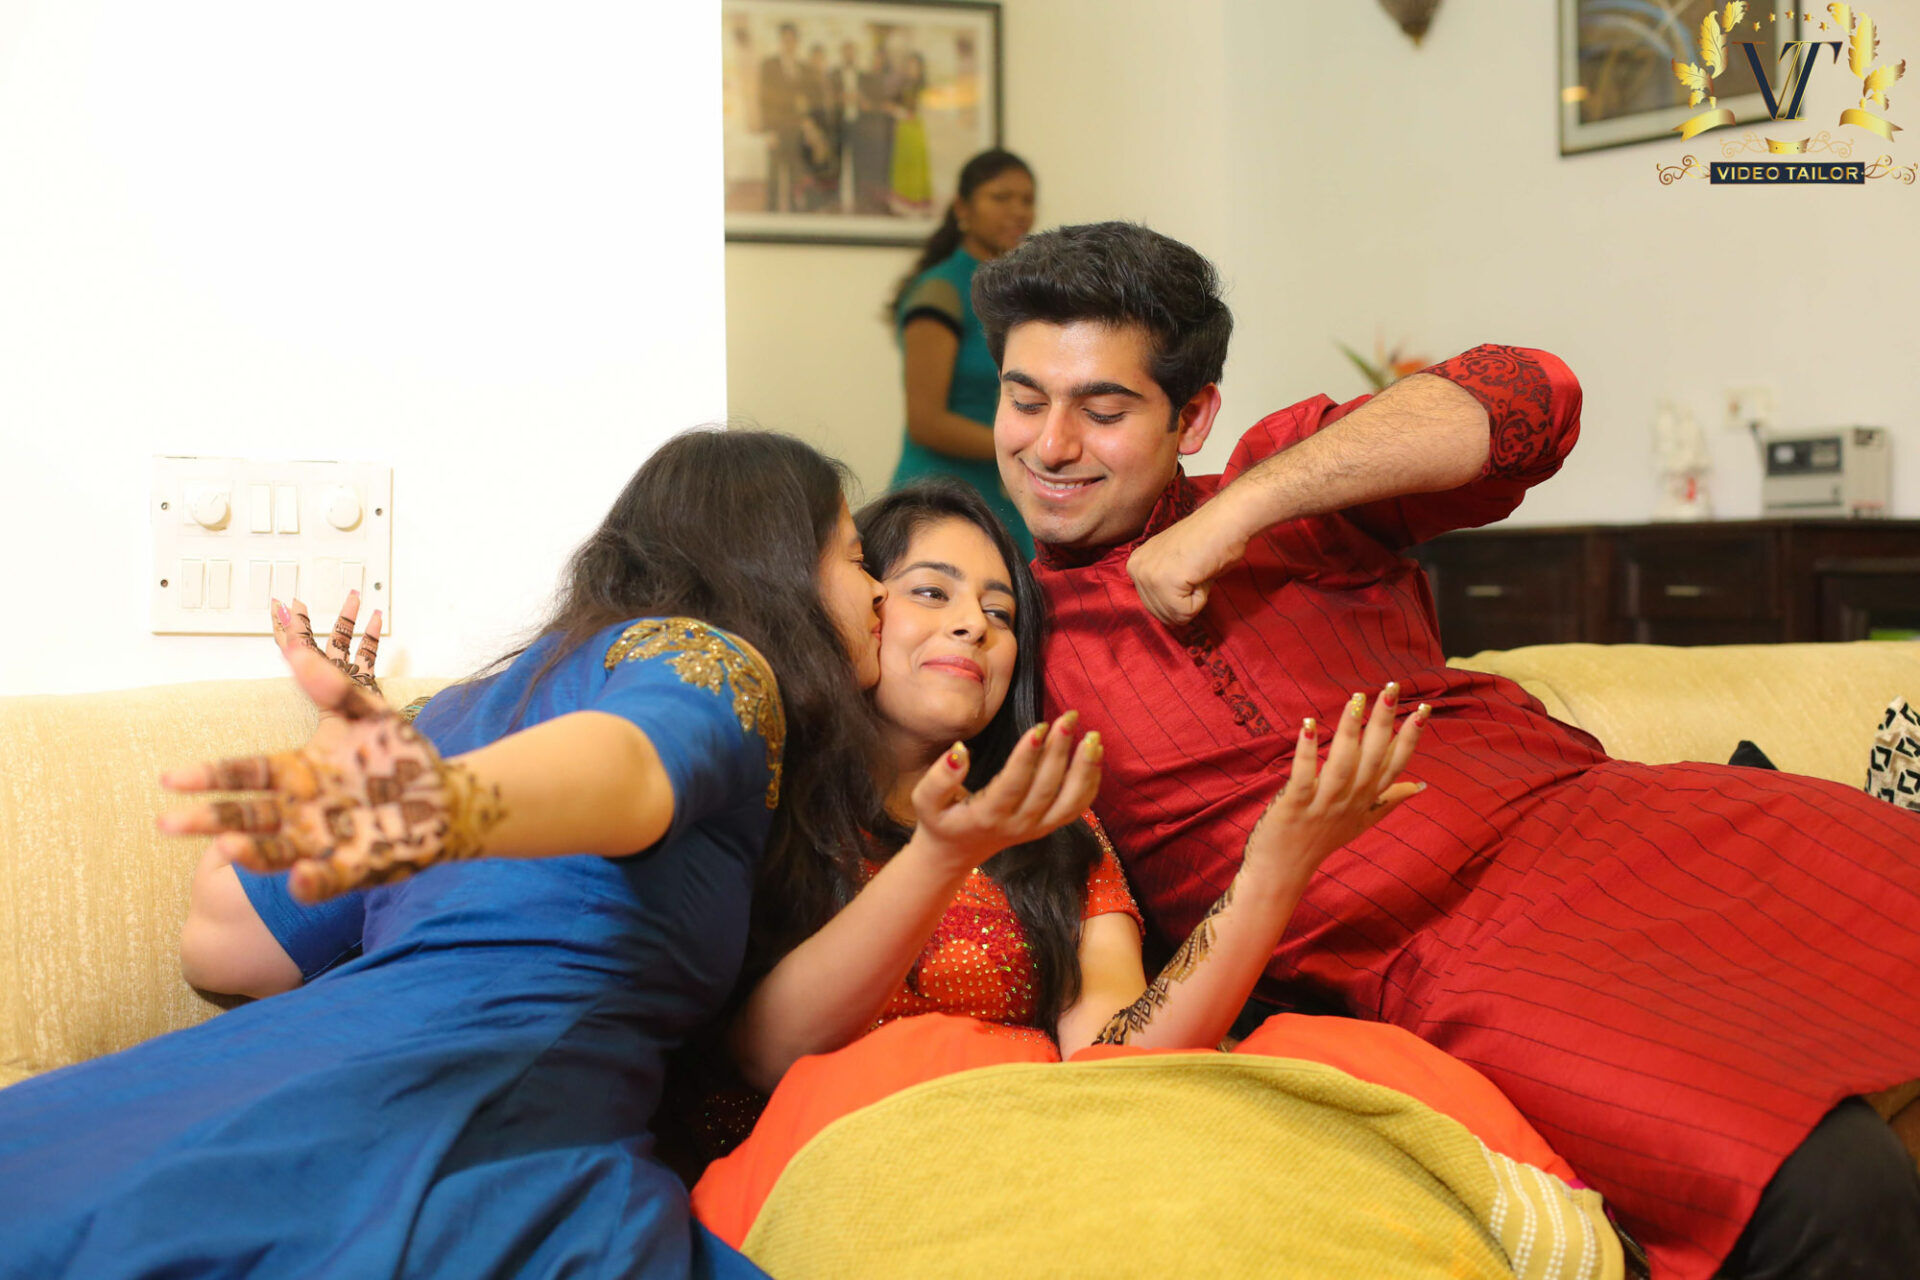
994 320 1212 550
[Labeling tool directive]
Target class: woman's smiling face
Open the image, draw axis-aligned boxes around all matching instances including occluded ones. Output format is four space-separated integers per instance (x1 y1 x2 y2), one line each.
873 515 1019 752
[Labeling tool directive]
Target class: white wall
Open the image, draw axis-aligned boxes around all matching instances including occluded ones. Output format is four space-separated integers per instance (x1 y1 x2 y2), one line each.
1219 0 1920 523
728 0 1920 521
0 1 728 695
725 0 1231 499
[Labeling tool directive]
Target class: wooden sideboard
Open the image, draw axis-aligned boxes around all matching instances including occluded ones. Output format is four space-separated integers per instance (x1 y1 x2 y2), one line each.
1408 519 1920 657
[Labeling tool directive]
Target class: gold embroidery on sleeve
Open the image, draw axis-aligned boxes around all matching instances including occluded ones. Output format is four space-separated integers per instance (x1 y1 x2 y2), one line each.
1083 811 1117 859
397 695 434 725
605 618 787 808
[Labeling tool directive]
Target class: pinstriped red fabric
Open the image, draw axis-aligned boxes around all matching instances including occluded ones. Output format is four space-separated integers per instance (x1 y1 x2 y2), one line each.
1034 345 1920 1279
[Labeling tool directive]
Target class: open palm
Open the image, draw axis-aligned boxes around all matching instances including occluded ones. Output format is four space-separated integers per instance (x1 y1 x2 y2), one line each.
160 648 494 902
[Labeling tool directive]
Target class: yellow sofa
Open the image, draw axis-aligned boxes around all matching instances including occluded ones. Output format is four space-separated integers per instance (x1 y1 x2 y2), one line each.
3 643 1915 1088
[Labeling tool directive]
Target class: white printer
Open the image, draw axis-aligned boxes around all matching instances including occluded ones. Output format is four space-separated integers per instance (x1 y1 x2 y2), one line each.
1760 427 1892 518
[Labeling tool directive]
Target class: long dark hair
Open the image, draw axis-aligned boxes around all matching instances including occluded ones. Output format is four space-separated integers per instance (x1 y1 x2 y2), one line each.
474 429 885 974
886 148 1033 320
854 479 1100 1036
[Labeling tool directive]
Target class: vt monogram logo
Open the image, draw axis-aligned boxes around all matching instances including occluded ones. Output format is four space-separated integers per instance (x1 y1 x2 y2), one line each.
1738 37 1835 124
1673 3 1904 151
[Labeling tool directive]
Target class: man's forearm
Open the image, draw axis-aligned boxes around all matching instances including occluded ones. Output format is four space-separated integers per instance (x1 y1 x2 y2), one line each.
1203 372 1489 551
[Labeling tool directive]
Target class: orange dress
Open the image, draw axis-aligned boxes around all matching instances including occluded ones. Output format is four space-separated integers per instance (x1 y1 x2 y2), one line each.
693 826 1593 1253
860 835 1143 1053
683 824 1142 1156
692 1013 1593 1251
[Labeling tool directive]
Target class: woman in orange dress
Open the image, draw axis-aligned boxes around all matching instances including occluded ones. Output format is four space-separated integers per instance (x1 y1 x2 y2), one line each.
714 478 1418 1087
684 482 1503 1218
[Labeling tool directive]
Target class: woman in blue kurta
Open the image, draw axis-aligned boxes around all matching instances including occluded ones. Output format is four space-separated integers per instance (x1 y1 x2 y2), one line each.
0 430 889 1280
889 148 1036 559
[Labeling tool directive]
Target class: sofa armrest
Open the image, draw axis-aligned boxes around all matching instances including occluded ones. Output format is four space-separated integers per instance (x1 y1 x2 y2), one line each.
0 675 447 1084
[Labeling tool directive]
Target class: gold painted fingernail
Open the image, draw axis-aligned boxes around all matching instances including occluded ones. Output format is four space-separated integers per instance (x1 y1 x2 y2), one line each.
947 742 967 769
1382 681 1399 705
1301 717 1317 737
1084 731 1103 762
1058 709 1080 730
1415 703 1433 723
1031 721 1050 745
1348 692 1367 721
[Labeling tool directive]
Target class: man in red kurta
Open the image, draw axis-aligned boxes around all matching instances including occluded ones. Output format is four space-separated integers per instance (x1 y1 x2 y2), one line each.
974 221 1920 1280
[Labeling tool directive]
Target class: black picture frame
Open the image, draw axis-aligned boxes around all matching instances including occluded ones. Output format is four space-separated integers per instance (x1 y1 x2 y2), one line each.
722 0 1003 245
1559 1 1803 155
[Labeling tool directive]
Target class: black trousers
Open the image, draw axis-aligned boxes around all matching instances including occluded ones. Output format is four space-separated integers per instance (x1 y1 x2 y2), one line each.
1717 1097 1920 1279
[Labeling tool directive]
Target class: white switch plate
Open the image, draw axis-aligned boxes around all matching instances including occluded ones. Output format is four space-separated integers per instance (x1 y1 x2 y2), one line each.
151 457 392 636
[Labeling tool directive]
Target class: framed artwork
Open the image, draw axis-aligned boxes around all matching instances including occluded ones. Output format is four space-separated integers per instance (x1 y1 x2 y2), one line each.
722 0 1002 245
1558 1 1803 154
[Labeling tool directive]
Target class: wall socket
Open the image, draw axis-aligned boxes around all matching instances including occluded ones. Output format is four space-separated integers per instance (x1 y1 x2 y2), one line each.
1725 386 1777 433
151 457 392 636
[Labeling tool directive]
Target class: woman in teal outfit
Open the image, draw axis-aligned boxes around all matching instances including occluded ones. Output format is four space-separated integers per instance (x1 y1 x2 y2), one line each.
0 431 890 1280
890 148 1037 559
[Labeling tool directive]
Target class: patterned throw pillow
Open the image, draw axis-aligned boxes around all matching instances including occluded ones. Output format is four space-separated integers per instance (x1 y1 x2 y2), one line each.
1867 697 1920 813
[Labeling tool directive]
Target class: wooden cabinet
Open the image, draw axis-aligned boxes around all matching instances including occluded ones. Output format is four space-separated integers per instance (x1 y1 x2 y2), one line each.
1410 520 1920 656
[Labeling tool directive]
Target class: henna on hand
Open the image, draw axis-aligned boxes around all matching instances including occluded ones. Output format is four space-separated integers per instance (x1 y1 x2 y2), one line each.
279 595 384 698
175 692 505 900
352 626 381 691
328 613 355 663
1091 881 1237 1045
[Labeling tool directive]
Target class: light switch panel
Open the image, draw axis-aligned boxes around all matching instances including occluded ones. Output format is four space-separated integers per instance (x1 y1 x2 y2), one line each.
152 458 392 636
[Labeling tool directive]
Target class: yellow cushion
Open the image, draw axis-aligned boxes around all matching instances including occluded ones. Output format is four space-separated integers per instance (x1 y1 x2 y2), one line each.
744 1054 1621 1280
1450 642 1920 786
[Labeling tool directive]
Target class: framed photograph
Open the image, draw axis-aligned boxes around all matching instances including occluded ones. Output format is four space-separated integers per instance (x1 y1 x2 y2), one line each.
1559 1 1803 154
722 0 1001 245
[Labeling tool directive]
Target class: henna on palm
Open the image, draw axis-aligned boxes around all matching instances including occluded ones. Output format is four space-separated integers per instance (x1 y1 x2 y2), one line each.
205 701 506 898
209 799 282 833
1091 881 1237 1045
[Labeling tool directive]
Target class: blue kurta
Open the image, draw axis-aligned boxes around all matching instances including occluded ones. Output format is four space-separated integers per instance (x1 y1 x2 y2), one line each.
0 617 778 1280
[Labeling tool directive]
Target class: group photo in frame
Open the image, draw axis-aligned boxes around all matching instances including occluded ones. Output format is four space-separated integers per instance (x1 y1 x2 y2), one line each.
1558 1 1802 154
722 0 1002 245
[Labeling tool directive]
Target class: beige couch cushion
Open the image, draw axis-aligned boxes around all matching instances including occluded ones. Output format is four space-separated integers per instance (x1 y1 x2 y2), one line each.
1450 642 1920 787
0 675 445 1086
6 642 1916 1087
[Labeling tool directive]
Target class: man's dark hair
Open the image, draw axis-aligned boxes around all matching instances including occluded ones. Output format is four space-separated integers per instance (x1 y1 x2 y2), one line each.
972 221 1233 415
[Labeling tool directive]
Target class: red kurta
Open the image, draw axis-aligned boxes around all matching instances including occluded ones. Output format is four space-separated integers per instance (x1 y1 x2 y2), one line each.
1034 344 1920 1279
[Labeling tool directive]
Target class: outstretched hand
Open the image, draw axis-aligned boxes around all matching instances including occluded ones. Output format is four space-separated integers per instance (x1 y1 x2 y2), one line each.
158 646 502 903
1243 684 1428 893
910 710 1103 874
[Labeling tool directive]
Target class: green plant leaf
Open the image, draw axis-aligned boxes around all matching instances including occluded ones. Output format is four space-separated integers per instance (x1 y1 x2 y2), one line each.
1335 340 1389 392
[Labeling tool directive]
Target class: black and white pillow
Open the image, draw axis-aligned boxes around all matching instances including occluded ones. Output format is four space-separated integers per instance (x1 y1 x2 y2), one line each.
1867 697 1920 814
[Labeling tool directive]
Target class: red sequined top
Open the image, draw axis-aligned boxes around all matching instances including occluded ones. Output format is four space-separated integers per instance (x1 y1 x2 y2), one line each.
861 821 1143 1053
